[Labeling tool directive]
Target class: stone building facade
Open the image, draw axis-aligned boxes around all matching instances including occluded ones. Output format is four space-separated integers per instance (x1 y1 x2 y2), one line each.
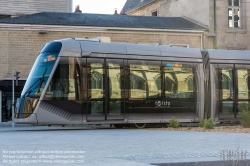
0 0 72 18
123 0 250 50
0 27 203 79
0 12 206 79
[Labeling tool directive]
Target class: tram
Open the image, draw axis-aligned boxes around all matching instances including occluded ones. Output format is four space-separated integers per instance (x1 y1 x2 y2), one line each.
14 37 250 128
203 49 250 121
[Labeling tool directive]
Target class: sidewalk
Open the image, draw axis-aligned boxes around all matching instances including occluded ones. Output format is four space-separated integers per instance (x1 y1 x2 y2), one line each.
0 122 112 131
0 124 249 165
0 121 32 126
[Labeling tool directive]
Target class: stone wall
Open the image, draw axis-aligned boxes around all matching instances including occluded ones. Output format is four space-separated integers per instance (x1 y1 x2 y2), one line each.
158 0 209 27
0 0 72 16
128 0 209 27
127 0 250 50
128 1 160 16
215 0 250 50
0 29 202 79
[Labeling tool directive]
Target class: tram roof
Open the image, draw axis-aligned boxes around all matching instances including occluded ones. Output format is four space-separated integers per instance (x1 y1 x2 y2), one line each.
204 49 250 62
58 38 203 62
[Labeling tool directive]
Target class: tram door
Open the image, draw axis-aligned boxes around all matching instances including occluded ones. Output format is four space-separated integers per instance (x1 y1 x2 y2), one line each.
218 64 250 119
85 58 125 121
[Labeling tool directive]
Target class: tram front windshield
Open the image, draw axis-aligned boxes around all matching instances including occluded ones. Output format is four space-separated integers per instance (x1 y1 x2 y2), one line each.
21 42 62 98
21 52 59 98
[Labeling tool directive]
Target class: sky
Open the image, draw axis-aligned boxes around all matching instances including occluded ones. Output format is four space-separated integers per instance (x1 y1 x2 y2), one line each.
72 0 127 14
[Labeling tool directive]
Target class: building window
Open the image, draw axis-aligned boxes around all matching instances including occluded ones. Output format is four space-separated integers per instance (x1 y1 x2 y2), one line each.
228 0 240 28
152 10 157 16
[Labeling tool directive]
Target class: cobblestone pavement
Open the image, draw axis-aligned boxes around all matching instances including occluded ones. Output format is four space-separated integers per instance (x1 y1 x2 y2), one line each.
0 125 249 166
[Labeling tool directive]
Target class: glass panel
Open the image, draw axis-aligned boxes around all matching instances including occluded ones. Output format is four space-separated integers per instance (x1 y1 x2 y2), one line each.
237 69 249 99
228 8 232 16
107 59 124 116
164 63 194 99
22 52 59 98
88 59 104 99
87 58 104 116
234 9 240 28
91 101 103 115
237 101 249 118
228 5 240 28
234 0 239 6
109 101 121 115
229 20 233 28
129 60 161 99
128 59 162 121
44 57 80 100
229 0 240 6
220 69 234 100
219 101 234 119
228 9 233 27
108 61 122 99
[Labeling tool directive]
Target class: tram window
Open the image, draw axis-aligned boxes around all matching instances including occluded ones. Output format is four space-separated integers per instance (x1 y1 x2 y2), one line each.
129 60 161 99
44 57 81 100
107 59 123 99
217 64 234 100
87 58 104 99
221 73 230 90
236 65 250 100
164 62 194 99
89 71 103 89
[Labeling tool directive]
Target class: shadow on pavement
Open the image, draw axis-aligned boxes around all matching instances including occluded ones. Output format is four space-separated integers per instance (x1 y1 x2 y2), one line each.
152 159 250 166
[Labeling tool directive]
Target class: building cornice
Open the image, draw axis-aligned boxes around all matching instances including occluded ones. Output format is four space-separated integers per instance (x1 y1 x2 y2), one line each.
0 24 207 34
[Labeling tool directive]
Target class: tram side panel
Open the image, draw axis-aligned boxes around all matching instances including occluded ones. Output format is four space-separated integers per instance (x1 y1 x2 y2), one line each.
162 62 202 122
78 57 203 124
127 60 163 123
126 60 203 123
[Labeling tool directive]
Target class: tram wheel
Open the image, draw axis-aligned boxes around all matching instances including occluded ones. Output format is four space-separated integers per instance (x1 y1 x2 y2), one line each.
134 123 147 129
113 124 125 129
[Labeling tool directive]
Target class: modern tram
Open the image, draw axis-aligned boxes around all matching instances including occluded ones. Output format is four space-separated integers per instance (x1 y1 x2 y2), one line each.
14 37 250 128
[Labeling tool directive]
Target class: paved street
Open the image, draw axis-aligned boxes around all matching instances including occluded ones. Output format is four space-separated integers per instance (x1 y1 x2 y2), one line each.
0 125 249 166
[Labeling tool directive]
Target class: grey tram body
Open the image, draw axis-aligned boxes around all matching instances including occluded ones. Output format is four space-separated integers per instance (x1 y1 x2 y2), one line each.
15 38 205 125
203 49 250 121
